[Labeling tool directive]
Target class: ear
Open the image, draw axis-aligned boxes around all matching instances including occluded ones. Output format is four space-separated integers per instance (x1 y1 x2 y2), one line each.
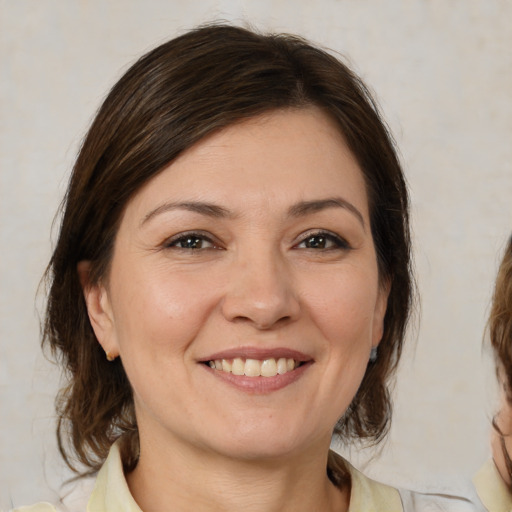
77 261 119 359
372 278 391 347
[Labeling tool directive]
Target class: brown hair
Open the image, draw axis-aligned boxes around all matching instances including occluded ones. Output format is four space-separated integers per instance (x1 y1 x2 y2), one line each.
490 236 512 391
43 23 413 474
490 236 512 482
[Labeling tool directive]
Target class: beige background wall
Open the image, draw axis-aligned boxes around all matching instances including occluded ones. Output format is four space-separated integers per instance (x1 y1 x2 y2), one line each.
1 0 511 507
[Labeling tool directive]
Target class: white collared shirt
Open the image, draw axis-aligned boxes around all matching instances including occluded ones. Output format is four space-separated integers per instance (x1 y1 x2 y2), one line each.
11 442 485 512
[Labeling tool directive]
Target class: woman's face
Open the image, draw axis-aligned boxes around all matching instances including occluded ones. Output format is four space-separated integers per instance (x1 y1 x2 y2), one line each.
85 107 388 460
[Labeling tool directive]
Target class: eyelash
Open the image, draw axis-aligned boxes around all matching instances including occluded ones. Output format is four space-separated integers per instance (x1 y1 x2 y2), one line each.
294 230 351 251
163 231 221 250
163 230 350 252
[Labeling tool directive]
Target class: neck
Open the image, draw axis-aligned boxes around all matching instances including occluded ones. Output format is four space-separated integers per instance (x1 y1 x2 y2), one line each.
126 432 349 512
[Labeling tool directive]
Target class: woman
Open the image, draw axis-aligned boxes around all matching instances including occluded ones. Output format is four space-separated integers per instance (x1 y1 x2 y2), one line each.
18 24 482 511
474 236 512 511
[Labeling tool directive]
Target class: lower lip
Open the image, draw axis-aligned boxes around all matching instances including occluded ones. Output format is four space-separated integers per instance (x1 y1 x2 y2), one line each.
202 362 312 394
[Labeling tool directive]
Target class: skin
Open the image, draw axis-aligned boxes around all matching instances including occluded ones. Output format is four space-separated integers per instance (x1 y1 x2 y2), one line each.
81 107 389 512
492 374 512 487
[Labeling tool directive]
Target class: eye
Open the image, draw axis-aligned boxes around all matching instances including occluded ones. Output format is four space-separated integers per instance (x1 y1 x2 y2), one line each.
295 231 350 250
164 232 218 250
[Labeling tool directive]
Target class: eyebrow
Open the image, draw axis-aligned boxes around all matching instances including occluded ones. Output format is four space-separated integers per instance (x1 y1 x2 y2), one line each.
141 201 233 226
288 197 365 229
141 196 365 229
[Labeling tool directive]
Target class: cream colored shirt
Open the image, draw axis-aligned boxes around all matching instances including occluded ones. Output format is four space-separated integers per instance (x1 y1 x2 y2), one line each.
12 442 485 512
474 459 512 512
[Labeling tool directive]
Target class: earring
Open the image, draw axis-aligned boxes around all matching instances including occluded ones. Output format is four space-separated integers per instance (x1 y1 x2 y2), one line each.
106 351 117 362
369 347 378 363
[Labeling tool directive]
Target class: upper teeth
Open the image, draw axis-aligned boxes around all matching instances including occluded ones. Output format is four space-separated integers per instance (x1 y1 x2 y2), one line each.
208 357 297 377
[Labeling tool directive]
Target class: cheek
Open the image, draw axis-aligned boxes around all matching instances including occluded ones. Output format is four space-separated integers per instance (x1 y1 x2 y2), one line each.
492 428 512 486
303 270 380 347
110 263 219 355
491 393 512 485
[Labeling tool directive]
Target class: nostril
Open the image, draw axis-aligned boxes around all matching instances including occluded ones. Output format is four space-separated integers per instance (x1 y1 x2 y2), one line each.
229 315 291 330
275 315 292 326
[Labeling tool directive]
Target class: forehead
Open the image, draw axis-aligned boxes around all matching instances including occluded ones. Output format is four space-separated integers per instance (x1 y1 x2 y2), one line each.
124 107 369 222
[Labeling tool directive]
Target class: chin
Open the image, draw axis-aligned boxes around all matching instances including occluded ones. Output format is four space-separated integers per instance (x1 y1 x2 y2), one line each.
213 439 304 462
204 420 325 462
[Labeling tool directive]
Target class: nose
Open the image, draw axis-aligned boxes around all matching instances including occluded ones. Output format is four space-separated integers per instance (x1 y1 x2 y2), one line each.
221 249 301 330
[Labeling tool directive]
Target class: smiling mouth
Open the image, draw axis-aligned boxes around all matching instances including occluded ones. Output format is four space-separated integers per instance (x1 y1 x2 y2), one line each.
206 357 302 377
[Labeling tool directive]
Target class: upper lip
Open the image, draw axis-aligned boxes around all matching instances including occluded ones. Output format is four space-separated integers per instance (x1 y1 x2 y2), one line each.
199 346 313 363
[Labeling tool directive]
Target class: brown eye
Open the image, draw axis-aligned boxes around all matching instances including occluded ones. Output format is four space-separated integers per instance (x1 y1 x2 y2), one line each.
176 236 206 249
305 235 327 249
297 232 349 250
166 233 216 250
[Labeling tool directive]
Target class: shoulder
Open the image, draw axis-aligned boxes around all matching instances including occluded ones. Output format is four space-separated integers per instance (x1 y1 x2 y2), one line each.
334 456 404 511
8 473 96 512
331 451 486 512
398 473 487 512
10 504 57 512
399 488 487 512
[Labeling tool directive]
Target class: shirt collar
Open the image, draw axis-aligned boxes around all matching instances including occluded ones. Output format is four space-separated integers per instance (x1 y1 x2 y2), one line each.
474 458 512 512
87 440 142 512
328 451 403 512
87 441 402 512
